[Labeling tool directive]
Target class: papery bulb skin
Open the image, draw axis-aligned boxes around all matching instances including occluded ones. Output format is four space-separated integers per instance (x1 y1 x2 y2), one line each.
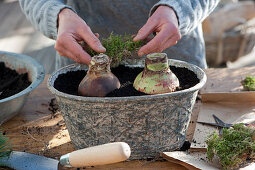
133 53 179 95
78 54 120 97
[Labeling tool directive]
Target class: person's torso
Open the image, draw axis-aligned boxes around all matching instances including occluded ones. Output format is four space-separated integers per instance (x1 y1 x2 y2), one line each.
67 0 158 36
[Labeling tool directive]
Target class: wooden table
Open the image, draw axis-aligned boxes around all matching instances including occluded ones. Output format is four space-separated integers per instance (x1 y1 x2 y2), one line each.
1 75 193 170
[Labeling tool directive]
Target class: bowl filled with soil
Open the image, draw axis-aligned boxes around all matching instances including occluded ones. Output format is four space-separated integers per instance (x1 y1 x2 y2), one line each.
0 51 45 125
48 58 206 159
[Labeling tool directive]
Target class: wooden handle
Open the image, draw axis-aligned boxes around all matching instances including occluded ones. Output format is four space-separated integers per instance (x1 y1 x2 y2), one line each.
60 142 131 167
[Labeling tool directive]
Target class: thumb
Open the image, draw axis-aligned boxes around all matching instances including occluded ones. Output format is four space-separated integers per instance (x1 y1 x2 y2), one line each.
133 19 156 42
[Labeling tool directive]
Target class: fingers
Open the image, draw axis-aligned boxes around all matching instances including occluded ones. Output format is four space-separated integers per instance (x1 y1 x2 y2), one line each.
57 47 80 63
55 35 92 64
77 33 100 50
138 25 181 56
79 26 106 53
133 18 157 42
134 5 181 56
138 34 179 56
57 8 103 64
162 34 180 49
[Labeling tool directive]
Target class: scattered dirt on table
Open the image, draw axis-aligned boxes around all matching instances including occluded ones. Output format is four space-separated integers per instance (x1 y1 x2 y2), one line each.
48 98 59 117
19 112 70 157
179 141 191 151
54 65 199 97
0 62 31 100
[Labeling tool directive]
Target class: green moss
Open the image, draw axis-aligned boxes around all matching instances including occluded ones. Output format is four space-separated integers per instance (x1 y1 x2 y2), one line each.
206 124 255 169
0 130 11 166
241 75 255 91
87 33 144 67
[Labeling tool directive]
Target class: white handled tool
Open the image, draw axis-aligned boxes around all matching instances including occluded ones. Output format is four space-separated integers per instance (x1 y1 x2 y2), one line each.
60 142 131 167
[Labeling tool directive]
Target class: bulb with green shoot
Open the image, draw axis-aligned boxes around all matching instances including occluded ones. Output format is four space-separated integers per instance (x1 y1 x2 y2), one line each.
133 53 179 94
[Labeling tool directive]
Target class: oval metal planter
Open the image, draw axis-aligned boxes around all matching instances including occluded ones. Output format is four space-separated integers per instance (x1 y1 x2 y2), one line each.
0 51 45 125
48 59 207 159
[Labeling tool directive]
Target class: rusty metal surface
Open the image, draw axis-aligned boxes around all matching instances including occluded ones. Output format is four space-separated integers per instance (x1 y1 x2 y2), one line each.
0 51 45 125
48 60 206 159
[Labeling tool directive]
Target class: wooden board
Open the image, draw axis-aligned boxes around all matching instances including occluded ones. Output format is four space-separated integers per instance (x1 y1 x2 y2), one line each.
162 151 220 170
202 66 255 93
201 66 255 102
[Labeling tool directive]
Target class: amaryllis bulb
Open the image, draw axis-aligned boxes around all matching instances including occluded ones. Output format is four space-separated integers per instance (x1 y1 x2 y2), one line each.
133 53 179 94
78 54 120 97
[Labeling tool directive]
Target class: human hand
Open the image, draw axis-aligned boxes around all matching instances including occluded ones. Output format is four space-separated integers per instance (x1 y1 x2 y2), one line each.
133 6 181 56
55 8 106 64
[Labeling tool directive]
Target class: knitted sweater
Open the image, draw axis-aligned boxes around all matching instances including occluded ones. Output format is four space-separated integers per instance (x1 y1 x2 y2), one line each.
19 0 219 69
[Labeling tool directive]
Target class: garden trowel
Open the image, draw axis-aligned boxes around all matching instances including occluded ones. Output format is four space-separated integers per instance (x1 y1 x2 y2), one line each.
0 142 131 170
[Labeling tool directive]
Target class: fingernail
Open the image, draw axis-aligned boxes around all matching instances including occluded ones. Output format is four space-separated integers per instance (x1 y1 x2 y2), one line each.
139 51 145 56
99 45 106 51
133 35 140 41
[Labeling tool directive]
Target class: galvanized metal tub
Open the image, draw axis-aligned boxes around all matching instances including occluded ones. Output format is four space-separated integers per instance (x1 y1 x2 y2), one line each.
48 59 206 159
0 51 45 125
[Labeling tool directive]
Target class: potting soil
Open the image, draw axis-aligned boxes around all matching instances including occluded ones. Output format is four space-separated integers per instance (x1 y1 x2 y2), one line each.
54 65 199 97
0 62 31 100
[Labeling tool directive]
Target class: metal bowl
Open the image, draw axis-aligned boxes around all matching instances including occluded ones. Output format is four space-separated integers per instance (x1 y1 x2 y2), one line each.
0 51 45 125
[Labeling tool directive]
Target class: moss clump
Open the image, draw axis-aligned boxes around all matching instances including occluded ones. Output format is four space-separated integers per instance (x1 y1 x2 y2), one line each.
85 33 144 67
0 130 11 162
241 75 255 91
206 124 255 170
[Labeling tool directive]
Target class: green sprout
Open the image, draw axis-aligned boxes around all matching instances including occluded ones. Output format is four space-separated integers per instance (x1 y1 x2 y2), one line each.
86 32 144 67
206 124 255 170
241 75 255 91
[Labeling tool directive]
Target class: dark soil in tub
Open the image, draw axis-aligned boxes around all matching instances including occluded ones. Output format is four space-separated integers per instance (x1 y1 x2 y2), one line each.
0 62 31 100
54 65 199 97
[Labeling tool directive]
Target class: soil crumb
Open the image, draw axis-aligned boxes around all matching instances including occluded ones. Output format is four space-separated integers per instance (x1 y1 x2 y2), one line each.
179 141 191 151
54 65 199 97
0 62 31 100
48 98 59 116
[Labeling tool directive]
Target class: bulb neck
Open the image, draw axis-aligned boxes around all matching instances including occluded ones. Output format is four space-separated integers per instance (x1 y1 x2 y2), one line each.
88 53 111 75
145 53 169 72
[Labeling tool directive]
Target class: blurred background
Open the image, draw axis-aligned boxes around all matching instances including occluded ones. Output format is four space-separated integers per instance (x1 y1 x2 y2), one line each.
0 0 255 74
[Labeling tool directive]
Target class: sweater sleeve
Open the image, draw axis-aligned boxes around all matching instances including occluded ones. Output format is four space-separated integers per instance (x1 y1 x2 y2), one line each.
19 0 75 39
150 0 220 35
